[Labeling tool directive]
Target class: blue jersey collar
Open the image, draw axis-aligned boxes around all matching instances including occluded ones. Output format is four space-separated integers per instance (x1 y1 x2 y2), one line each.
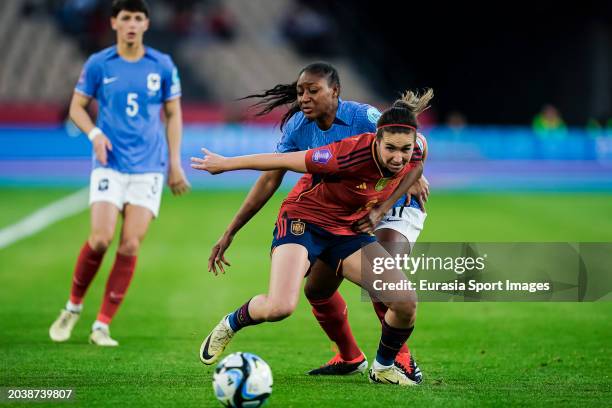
333 98 351 126
105 45 157 62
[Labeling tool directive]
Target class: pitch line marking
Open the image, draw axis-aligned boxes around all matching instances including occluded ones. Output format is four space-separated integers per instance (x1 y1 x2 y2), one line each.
0 188 89 250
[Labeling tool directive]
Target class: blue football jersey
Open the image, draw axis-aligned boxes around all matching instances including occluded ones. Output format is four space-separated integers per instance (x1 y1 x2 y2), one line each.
75 46 181 173
275 99 379 152
275 99 419 208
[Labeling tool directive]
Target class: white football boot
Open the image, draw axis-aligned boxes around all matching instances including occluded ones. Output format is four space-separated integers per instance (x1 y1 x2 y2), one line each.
49 309 80 342
89 327 119 347
200 315 235 365
368 365 419 386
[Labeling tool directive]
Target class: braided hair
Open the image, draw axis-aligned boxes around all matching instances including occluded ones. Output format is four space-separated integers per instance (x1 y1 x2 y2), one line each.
240 62 340 131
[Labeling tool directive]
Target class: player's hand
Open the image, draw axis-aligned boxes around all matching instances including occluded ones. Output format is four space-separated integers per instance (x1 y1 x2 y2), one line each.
354 205 385 234
407 175 430 212
92 133 112 166
167 164 191 196
190 148 228 174
208 233 233 275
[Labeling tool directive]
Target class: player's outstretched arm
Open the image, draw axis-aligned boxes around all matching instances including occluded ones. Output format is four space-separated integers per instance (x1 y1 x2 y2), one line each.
163 98 191 196
208 170 286 275
354 162 423 234
69 92 112 166
191 149 308 174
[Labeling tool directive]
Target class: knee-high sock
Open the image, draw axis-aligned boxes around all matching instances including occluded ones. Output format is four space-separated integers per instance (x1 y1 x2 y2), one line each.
70 242 105 304
309 291 362 361
227 299 263 332
96 253 137 324
372 300 410 354
376 320 414 366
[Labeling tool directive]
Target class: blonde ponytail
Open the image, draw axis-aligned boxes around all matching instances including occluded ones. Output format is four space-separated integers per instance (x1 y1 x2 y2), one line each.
394 88 434 116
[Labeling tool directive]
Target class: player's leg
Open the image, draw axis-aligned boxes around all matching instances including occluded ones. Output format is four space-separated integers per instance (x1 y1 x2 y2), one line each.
371 206 423 325
372 206 426 382
89 171 163 345
304 261 367 375
200 243 310 365
90 203 153 346
341 243 419 386
246 244 309 321
77 202 120 304
371 226 411 328
49 169 122 342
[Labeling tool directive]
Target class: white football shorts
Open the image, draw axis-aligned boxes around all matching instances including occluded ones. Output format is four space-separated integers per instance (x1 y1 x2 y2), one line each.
375 206 427 249
89 168 164 217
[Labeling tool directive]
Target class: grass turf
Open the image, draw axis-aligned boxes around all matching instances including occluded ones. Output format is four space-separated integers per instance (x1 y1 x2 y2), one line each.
0 189 610 407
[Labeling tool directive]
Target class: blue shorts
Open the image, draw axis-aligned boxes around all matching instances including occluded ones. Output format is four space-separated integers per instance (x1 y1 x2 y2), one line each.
271 218 377 272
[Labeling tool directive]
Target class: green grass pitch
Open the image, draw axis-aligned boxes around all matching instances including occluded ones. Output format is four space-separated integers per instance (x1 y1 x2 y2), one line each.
0 188 610 407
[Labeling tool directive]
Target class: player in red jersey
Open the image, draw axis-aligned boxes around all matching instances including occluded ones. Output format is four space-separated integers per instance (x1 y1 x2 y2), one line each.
193 90 433 385
210 63 428 381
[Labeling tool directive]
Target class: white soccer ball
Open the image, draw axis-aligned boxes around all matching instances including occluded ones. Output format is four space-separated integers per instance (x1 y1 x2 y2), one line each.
212 352 273 407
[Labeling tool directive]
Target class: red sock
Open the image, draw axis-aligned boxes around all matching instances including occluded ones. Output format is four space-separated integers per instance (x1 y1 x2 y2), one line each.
96 252 137 324
309 291 362 361
372 300 410 354
69 242 105 304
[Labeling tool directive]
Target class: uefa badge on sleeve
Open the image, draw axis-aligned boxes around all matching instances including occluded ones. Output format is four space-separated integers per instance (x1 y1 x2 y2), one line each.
312 148 332 165
367 106 381 124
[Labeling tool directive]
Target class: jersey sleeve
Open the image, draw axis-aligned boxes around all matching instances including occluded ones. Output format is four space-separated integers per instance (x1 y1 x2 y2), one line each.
275 117 299 153
410 133 427 163
162 56 182 101
358 104 380 133
75 55 101 98
305 135 365 175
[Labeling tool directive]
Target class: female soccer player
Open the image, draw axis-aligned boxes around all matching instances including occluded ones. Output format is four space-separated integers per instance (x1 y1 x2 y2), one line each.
49 0 190 346
208 62 427 381
193 90 432 385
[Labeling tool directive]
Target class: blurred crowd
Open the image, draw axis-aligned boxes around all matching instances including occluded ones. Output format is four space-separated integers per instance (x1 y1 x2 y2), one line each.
532 105 612 138
20 0 238 53
13 0 612 135
280 0 337 57
24 0 339 57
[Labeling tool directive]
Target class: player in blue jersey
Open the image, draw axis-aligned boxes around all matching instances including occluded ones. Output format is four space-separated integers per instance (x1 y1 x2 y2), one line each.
207 62 428 381
49 0 190 346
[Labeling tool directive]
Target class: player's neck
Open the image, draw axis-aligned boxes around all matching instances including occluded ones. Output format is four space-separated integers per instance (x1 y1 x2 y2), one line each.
315 116 333 131
117 41 145 61
315 101 338 131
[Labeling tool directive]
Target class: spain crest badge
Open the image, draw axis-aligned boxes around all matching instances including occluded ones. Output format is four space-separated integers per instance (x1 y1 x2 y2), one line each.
290 220 306 236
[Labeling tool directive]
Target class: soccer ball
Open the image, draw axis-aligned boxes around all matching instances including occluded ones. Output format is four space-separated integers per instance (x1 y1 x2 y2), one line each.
212 352 273 407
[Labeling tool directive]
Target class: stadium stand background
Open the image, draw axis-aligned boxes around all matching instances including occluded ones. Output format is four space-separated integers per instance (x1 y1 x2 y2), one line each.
1 0 611 190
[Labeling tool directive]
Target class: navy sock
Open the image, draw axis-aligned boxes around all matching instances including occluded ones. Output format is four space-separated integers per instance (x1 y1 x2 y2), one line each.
375 320 414 366
227 299 261 332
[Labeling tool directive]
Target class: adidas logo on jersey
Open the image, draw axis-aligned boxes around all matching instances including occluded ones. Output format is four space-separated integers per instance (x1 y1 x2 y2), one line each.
355 182 367 190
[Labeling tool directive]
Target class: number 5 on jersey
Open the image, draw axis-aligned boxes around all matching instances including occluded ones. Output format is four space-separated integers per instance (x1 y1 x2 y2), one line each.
126 92 139 117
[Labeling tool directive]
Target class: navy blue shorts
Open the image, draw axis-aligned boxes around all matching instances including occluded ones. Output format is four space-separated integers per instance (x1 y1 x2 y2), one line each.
271 218 377 272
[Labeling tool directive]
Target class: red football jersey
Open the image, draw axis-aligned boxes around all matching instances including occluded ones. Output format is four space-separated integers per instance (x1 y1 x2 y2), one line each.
278 132 420 235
